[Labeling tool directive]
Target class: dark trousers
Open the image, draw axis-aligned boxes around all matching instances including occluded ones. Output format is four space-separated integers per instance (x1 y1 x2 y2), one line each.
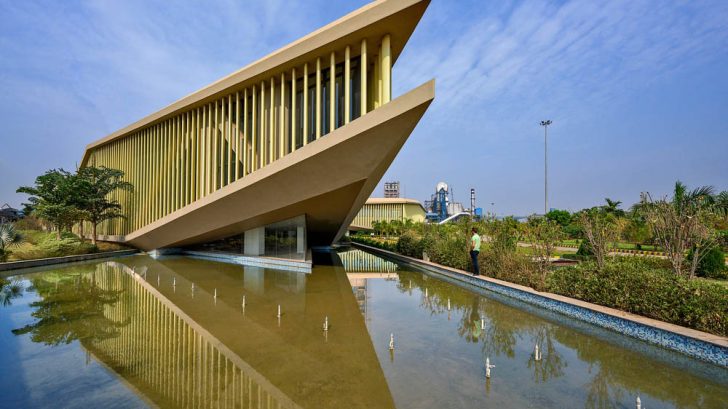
470 250 480 275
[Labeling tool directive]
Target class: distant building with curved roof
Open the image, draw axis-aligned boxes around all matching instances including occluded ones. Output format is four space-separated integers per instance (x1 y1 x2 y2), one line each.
350 197 426 230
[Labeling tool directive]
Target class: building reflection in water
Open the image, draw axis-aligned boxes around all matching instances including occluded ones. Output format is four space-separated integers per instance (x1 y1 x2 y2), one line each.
32 253 398 409
89 261 301 409
12 250 727 409
340 249 399 319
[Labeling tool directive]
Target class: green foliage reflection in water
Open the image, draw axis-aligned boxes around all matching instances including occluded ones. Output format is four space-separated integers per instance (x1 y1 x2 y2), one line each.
393 269 567 383
11 267 127 345
351 216 728 336
0 277 24 306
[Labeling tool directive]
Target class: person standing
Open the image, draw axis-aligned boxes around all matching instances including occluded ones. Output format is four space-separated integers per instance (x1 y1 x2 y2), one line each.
470 227 481 276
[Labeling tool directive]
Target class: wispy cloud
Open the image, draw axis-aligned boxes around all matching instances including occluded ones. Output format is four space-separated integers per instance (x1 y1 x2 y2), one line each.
1 0 726 214
396 0 728 135
0 0 366 205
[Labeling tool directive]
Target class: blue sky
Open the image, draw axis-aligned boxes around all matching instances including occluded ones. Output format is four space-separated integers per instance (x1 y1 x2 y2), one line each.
1 0 727 216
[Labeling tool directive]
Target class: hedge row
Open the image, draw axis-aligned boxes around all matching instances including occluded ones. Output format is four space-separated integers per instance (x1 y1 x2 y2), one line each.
548 258 728 336
352 233 728 336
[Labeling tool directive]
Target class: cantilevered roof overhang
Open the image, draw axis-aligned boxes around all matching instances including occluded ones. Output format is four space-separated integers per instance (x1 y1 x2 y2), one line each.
80 0 430 166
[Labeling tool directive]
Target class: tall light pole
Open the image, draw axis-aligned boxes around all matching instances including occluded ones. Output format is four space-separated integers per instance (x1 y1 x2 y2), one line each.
540 120 552 215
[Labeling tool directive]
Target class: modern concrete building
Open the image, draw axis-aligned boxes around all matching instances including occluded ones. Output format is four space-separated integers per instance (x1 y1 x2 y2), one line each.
78 0 434 258
350 197 426 230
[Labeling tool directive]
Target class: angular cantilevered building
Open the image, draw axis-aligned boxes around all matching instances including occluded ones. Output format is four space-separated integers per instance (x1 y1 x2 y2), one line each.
79 0 434 258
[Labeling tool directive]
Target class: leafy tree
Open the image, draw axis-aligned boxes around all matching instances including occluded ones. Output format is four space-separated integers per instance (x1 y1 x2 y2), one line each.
0 222 23 262
640 181 723 278
622 216 652 249
17 169 82 239
562 222 582 239
525 218 563 288
76 166 133 245
20 202 35 218
688 246 726 279
485 217 521 255
577 208 621 270
545 209 572 227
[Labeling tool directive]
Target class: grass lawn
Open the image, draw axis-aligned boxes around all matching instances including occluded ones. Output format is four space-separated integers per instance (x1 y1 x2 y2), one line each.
559 239 661 252
700 278 728 288
516 246 576 257
613 242 659 251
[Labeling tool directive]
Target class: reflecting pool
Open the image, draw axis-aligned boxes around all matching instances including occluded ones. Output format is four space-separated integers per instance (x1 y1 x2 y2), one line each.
0 249 726 408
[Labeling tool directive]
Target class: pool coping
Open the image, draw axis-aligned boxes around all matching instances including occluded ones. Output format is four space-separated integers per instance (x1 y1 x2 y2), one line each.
352 243 728 368
149 249 312 273
0 249 140 273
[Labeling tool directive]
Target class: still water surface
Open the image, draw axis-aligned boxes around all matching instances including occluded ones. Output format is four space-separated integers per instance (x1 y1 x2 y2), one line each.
0 249 726 408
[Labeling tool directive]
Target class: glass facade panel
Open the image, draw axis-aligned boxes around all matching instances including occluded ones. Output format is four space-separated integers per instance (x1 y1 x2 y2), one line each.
295 89 304 148
351 57 361 121
264 215 307 260
184 215 306 261
321 67 330 135
307 76 316 143
335 63 345 128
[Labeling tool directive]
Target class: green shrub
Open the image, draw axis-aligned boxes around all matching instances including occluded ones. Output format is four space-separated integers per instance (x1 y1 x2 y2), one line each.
13 216 44 231
428 235 469 271
350 235 396 252
688 246 727 279
418 227 470 271
15 233 98 260
396 231 424 259
547 258 728 336
479 250 540 288
576 240 594 257
18 230 51 245
560 253 589 261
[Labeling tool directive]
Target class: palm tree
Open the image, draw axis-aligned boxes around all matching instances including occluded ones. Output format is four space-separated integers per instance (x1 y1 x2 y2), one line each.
671 181 714 213
641 181 719 277
0 277 23 306
0 222 23 262
603 198 625 217
371 220 382 236
713 190 728 212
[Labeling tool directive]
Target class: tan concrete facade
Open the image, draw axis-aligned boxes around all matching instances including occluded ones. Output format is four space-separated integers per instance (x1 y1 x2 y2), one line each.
79 0 433 251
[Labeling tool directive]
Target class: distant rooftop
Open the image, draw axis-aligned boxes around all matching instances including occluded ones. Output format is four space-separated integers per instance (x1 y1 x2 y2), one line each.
365 197 424 207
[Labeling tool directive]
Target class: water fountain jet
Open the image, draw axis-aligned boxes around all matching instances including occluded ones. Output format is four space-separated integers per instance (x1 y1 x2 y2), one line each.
485 357 495 378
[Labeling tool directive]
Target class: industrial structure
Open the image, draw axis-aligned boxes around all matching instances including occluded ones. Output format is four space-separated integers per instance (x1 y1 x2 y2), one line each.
383 181 400 198
76 0 434 258
424 182 481 223
350 197 426 230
